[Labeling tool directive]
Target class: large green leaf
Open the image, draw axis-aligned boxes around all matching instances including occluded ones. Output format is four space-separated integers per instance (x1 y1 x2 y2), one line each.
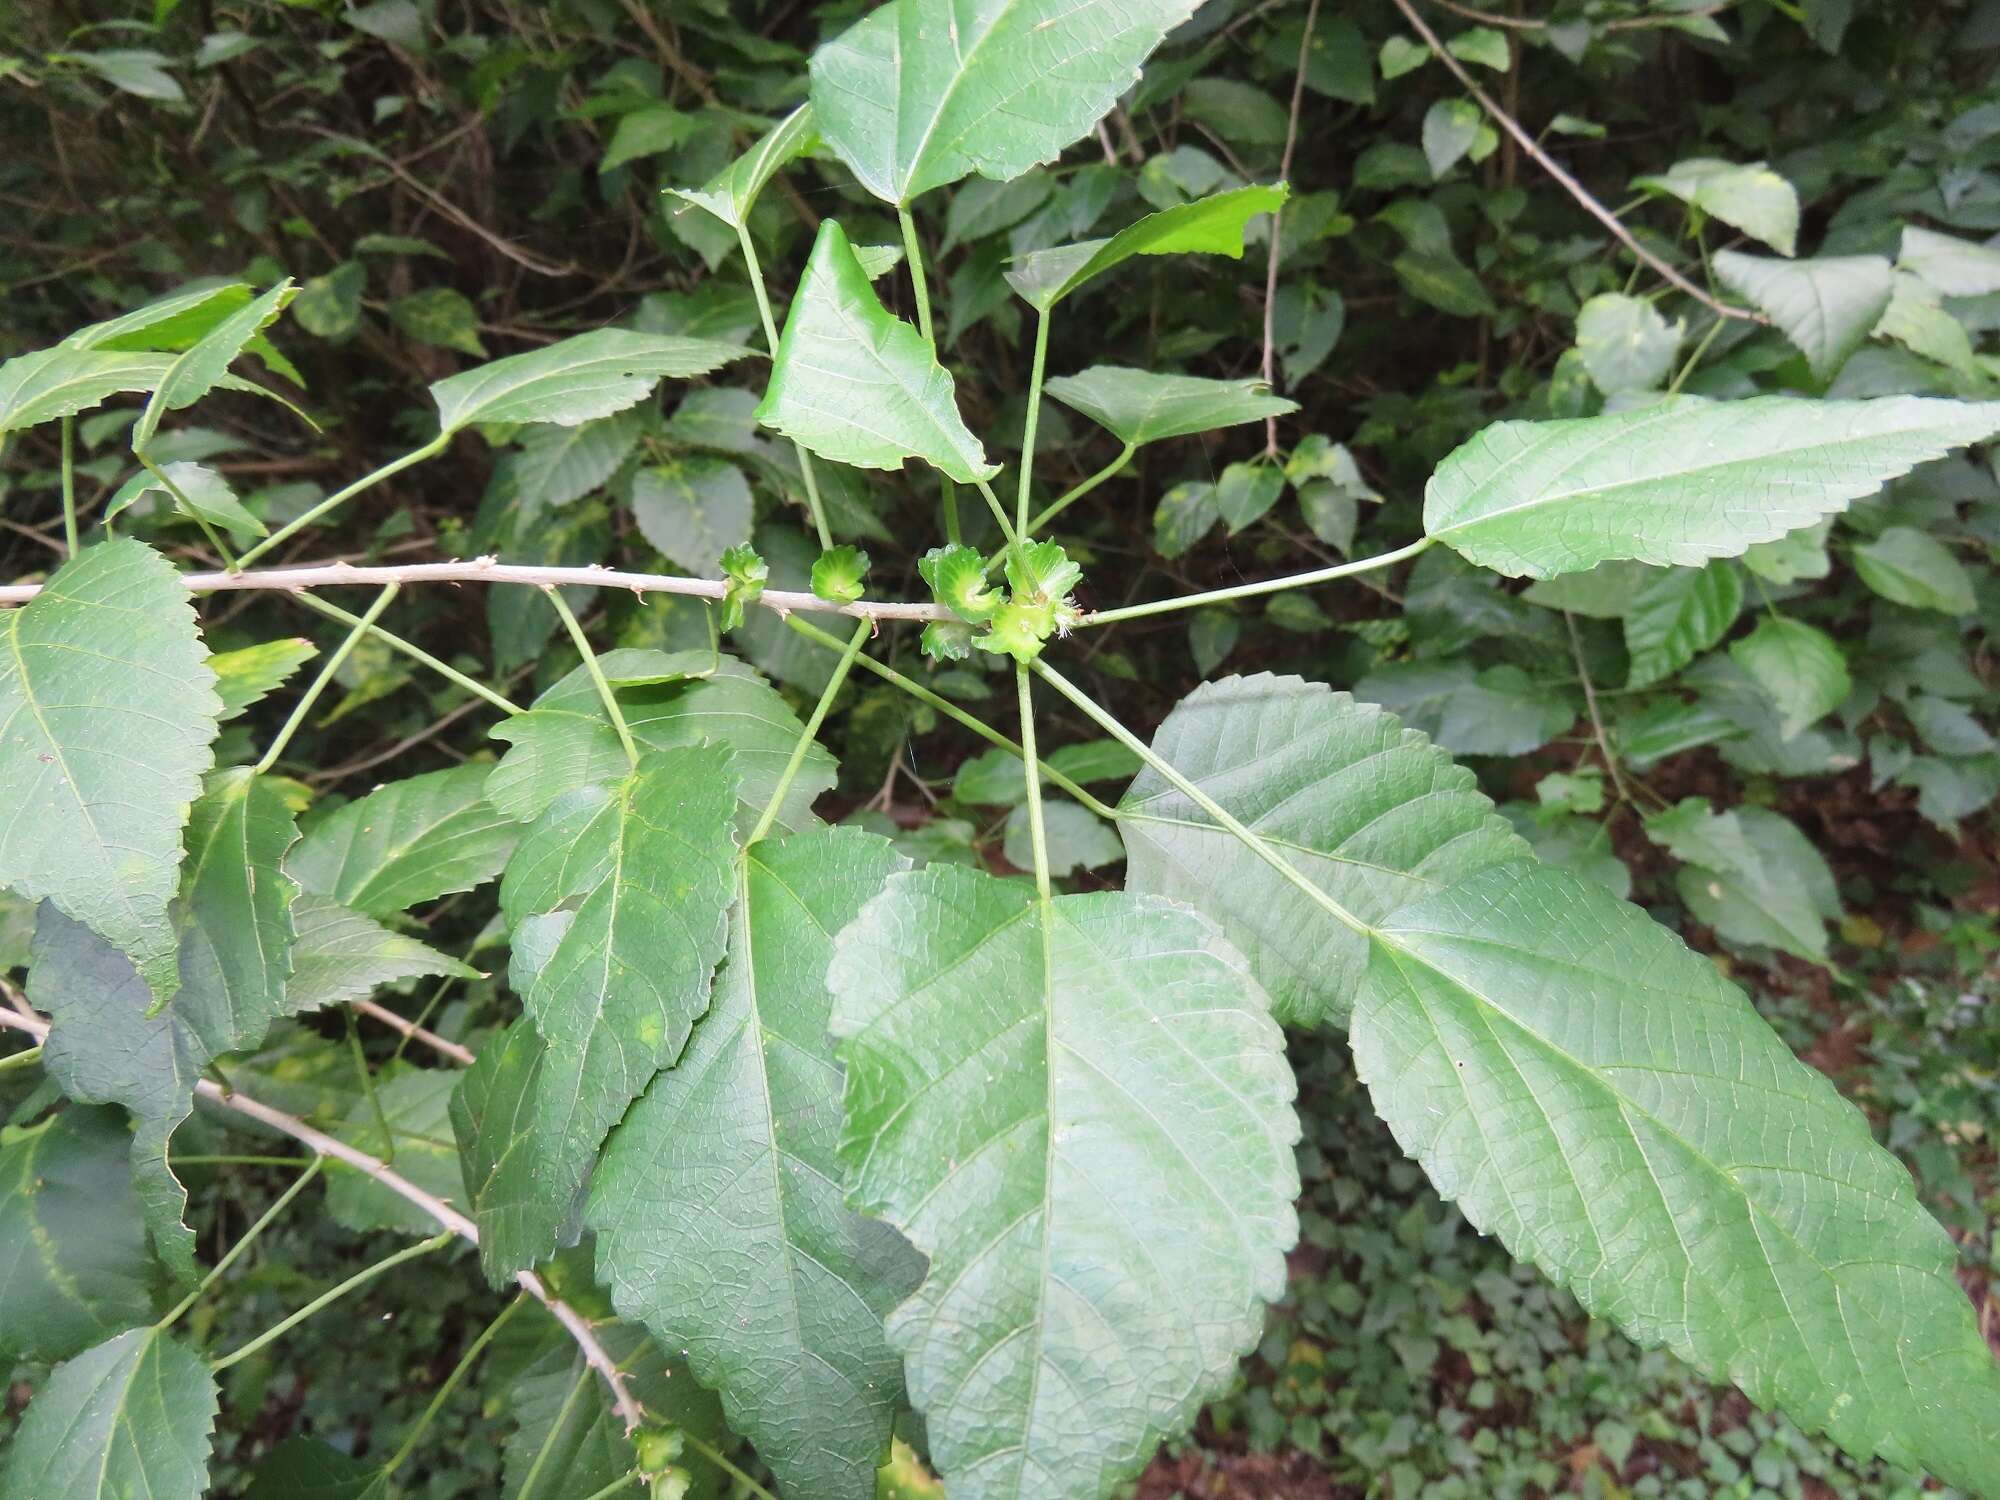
1574 293 1680 395
0 1108 156 1364
1043 366 1296 446
1352 862 2000 1492
0 540 221 1005
1424 396 2000 579
513 412 644 511
0 347 174 434
590 828 922 1500
1712 250 1892 382
1728 616 1850 738
1120 674 1527 1028
487 649 834 836
810 0 1202 204
1004 184 1289 310
64 282 253 352
755 220 996 483
670 104 818 233
429 329 750 433
1851 525 1978 614
1622 561 1743 688
483 746 740 1280
288 764 520 918
173 768 303 1048
132 280 294 450
0 1327 217 1500
1632 158 1799 256
450 1018 551 1282
284 893 477 1013
828 867 1300 1500
1646 798 1840 963
630 457 755 575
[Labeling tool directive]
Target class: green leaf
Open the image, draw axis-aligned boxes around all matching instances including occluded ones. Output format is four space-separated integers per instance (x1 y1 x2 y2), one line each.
812 543 871 604
1622 561 1743 689
1898 224 2000 298
1728 617 1850 738
1447 26 1510 70
1003 797 1123 875
1872 272 1977 375
1424 395 2000 578
0 1327 216 1500
1740 519 1831 584
430 329 749 433
1851 525 1978 613
631 458 755 576
1180 78 1290 144
590 829 923 1500
483 747 739 1280
669 104 818 232
105 459 267 537
1352 861 2000 1494
1354 661 1576 756
955 740 1137 806
718 541 769 631
1118 673 1526 1028
1712 250 1892 382
487 650 835 836
1379 35 1430 79
450 1019 550 1282
1633 158 1799 256
209 637 317 720
391 287 486 356
1391 249 1497 317
0 1109 156 1364
1003 184 1289 310
1216 461 1286 533
133 280 295 450
1 540 221 1005
828 868 1300 1500
810 0 1202 204
65 283 253 353
1574 293 1681 394
0 348 174 436
755 220 997 483
1044 366 1296 446
919 542 1003 623
1646 798 1840 963
515 412 644 511
1422 98 1483 178
69 48 186 102
243 1439 391 1500
327 1065 468 1237
283 894 477 1014
1520 560 1659 618
288 764 520 918
292 262 366 341
599 105 697 173
1153 479 1221 557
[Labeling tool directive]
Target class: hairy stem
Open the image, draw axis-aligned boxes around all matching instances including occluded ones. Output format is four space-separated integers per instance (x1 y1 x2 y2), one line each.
749 616 871 844
548 587 639 769
1081 536 1432 627
254 583 400 774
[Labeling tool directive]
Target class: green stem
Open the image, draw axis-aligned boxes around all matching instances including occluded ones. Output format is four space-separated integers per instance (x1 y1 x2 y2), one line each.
748 616 871 844
548 588 639 769
1017 310 1050 536
383 1293 527 1474
1032 659 1367 936
255 584 399 774
973 476 1021 546
157 1157 325 1329
288 590 523 715
1017 665 1052 899
1081 536 1433 627
574 1474 640 1500
782 615 1111 816
1666 314 1727 396
898 204 935 345
237 433 449 569
987 443 1135 575
516 1370 592 1500
60 415 78 555
170 1154 319 1168
345 1010 395 1165
737 221 833 550
140 452 236 569
0 1044 41 1074
210 1230 454 1372
681 1433 779 1500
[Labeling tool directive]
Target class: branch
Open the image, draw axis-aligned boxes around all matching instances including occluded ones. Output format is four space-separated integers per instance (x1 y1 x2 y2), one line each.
352 997 476 1067
0 556 955 622
0 1006 645 1434
1387 0 1764 325
1262 0 1322 458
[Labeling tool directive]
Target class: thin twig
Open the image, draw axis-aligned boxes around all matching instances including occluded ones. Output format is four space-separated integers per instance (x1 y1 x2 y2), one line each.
352 997 476 1066
1386 0 1763 325
0 1004 646 1433
1263 0 1321 457
1564 610 1633 805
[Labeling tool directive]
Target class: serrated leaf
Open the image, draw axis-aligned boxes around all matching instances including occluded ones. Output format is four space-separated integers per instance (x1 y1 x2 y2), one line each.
631 458 755 575
284 894 477 1014
288 764 520 918
1118 674 1527 1029
591 829 923 1500
1424 395 2000 578
1713 250 1892 382
1353 661 1577 757
1851 524 1978 613
133 280 294 450
327 1065 468 1236
209 637 317 720
0 347 173 434
1574 293 1681 394
430 329 749 433
1898 224 2000 298
481 746 739 1280
828 868 1300 1500
487 649 835 837
105 458 266 536
513 411 643 510
1003 184 1288 310
1634 158 1799 256
1353 862 2000 1492
1729 617 1850 738
1 540 222 1004
0 1109 156 1364
1003 797 1123 875
1872 271 1977 375
243 1439 391 1500
391 287 485 356
1044 366 1296 446
1646 798 1840 962
66 283 253 352
0 1327 216 1500
450 1019 550 1281
810 0 1202 204
1622 561 1743 688
755 221 997 483
670 104 818 232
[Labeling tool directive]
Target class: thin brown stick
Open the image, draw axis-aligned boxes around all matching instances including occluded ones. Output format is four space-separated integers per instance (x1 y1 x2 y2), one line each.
0 1004 644 1433
1564 610 1633 805
1387 0 1763 325
0 557 954 622
1262 0 1322 458
352 997 476 1067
